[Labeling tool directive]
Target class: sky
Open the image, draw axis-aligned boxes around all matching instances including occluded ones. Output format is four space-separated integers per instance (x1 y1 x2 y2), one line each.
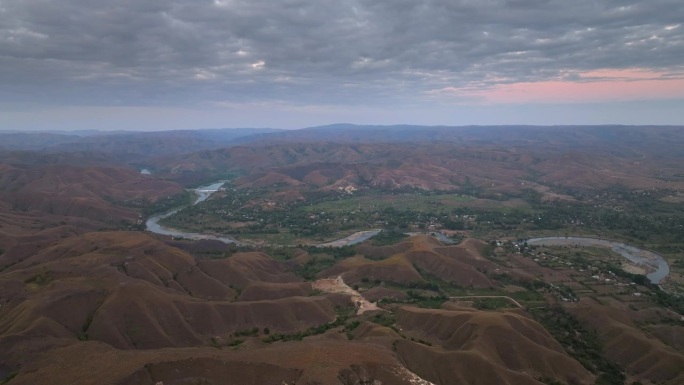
1 0 683 131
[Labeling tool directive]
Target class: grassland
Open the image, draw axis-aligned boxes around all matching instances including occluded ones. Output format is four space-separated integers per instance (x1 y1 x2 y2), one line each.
304 193 475 212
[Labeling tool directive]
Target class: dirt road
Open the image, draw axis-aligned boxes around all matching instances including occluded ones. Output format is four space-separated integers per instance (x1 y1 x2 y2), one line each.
313 276 380 314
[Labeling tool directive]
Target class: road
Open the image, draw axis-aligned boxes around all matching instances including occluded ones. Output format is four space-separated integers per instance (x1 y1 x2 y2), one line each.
448 295 524 309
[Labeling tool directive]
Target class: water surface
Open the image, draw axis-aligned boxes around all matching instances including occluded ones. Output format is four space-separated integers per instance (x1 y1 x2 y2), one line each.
146 181 238 244
526 236 670 284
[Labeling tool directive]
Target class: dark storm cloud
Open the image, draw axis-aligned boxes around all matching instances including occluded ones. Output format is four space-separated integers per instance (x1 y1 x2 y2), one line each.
1 0 682 106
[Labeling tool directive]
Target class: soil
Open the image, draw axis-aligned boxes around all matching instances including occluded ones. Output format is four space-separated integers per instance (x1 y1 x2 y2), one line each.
313 276 381 314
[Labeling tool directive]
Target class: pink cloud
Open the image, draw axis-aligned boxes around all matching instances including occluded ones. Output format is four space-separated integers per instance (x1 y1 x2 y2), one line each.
434 68 684 103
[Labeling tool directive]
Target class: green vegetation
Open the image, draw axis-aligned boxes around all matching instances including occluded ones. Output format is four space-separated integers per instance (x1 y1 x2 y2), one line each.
410 337 432 346
24 271 52 286
76 311 96 341
369 312 396 327
262 308 357 343
521 280 578 302
158 181 684 263
158 184 485 243
371 230 408 246
234 327 259 337
293 246 356 280
261 306 357 343
141 190 194 216
344 320 361 340
262 246 298 261
651 288 684 315
305 193 475 213
530 306 625 385
472 297 513 310
406 290 448 309
0 372 18 385
152 178 683 379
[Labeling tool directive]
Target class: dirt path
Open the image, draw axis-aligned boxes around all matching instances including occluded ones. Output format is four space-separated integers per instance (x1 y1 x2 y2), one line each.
313 276 380 314
448 295 524 309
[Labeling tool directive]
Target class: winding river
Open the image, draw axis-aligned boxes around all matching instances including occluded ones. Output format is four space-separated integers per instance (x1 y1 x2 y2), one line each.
526 236 670 284
147 185 670 285
147 181 386 247
146 182 381 247
146 182 239 244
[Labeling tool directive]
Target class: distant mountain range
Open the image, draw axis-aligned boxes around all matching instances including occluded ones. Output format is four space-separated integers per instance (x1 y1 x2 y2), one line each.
0 128 282 161
3 125 684 158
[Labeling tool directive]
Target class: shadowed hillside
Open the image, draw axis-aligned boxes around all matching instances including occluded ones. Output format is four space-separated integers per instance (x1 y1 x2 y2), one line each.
395 306 594 385
322 235 494 288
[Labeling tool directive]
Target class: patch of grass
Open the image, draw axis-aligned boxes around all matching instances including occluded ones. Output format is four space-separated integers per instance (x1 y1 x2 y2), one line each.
210 337 222 349
1 372 18 385
530 306 625 385
407 290 448 309
263 305 357 343
371 230 408 246
305 193 475 214
24 271 52 286
294 246 357 280
293 256 336 281
510 290 544 302
409 337 433 346
141 190 194 216
369 312 396 327
472 297 512 310
234 327 259 337
344 320 361 340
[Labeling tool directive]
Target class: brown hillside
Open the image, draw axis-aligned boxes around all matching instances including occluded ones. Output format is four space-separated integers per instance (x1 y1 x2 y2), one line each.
0 163 184 266
395 306 594 385
404 236 494 288
0 164 182 214
569 304 684 384
0 232 342 350
151 141 684 195
319 236 495 288
238 282 313 301
319 254 424 284
648 325 684 352
3 337 427 385
197 251 302 289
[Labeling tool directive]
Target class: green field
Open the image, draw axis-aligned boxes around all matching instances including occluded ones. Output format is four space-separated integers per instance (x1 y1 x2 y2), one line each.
304 193 475 213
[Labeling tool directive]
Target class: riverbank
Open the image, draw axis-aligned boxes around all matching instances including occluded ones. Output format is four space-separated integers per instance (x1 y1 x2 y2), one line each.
527 236 670 284
146 181 239 244
315 229 382 247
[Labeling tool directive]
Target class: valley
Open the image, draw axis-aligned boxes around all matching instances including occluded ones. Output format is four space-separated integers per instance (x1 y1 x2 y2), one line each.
0 126 682 385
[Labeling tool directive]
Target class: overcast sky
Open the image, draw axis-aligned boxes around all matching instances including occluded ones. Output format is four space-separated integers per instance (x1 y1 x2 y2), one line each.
1 0 683 130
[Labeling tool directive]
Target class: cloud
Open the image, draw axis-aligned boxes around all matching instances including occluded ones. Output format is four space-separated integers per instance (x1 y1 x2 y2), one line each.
432 69 684 103
1 0 683 109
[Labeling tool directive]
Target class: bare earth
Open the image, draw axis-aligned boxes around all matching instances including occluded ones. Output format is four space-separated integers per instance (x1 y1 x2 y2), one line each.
313 276 381 314
622 262 648 275
315 230 381 247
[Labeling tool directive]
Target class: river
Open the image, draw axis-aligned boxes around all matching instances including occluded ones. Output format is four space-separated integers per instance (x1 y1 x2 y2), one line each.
146 181 239 244
315 230 382 247
148 188 671 283
147 183 471 248
526 236 670 284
